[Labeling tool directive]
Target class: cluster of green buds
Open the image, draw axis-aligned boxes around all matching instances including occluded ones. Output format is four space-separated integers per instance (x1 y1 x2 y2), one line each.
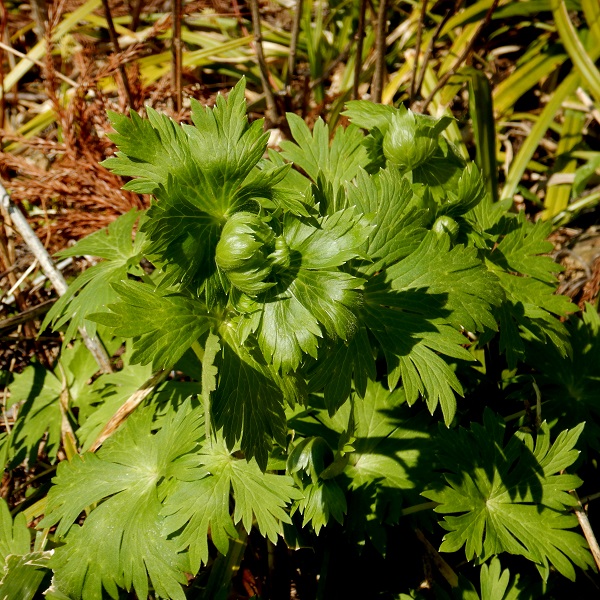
382 108 451 172
215 212 292 296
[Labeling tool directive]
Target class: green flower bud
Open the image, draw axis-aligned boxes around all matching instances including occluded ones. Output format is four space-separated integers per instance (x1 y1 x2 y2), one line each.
269 236 292 272
382 109 452 171
432 215 460 241
215 212 275 295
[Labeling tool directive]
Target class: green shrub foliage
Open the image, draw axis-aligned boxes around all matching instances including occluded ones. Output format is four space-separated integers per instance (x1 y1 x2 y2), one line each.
2 80 597 598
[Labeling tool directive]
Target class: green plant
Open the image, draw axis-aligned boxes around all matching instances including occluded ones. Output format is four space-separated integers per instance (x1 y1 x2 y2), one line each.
2 80 599 598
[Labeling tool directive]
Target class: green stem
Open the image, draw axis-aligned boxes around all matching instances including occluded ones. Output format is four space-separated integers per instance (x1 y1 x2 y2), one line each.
400 501 439 516
204 523 249 599
191 339 210 443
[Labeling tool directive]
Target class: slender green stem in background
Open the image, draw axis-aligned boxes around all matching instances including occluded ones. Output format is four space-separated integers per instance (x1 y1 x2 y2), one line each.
400 501 439 516
371 0 388 103
582 0 600 42
552 0 600 104
204 523 249 598
413 7 454 103
543 105 585 218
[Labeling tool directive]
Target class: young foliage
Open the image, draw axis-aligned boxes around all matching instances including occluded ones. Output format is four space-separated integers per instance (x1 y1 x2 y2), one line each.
423 410 594 580
41 209 145 343
25 79 596 598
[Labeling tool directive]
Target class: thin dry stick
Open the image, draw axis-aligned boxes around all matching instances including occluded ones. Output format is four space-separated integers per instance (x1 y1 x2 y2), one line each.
0 41 77 87
30 0 48 42
353 0 368 99
130 0 145 31
172 0 183 112
571 490 600 571
414 528 459 588
100 0 134 108
410 0 428 102
371 0 388 103
413 7 454 103
249 0 279 125
0 299 55 332
0 181 113 373
421 0 499 112
286 0 304 89
89 370 167 451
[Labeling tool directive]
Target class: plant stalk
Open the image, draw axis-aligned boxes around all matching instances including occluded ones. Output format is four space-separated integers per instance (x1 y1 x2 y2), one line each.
371 0 388 103
100 0 134 108
249 0 279 125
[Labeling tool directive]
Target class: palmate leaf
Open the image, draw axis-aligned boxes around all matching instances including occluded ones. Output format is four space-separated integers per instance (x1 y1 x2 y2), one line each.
485 214 574 367
0 499 49 600
5 340 102 466
6 364 62 466
41 209 144 342
0 499 30 563
90 280 211 370
346 167 428 275
524 304 600 453
456 557 536 600
103 80 287 293
387 231 503 333
74 359 154 452
350 227 502 424
0 552 51 600
280 114 367 201
288 380 434 553
362 279 472 424
40 404 203 600
163 438 301 573
423 410 594 580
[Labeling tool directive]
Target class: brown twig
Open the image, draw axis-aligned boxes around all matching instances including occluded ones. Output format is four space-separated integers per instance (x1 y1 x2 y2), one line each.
286 0 304 90
0 299 55 332
410 0 428 102
130 0 145 31
172 0 183 113
571 490 600 571
371 0 388 103
353 0 368 99
249 0 279 125
414 528 459 588
421 0 499 112
412 7 454 104
100 0 134 108
0 41 77 87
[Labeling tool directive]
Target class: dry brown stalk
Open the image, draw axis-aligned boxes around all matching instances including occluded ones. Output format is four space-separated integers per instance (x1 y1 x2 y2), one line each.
371 0 388 103
89 369 168 451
